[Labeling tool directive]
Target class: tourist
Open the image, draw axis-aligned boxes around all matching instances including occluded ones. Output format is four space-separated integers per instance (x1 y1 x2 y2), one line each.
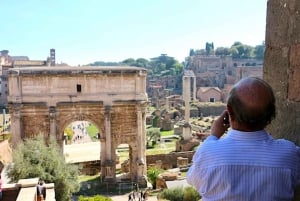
128 193 131 201
143 189 149 200
187 77 300 200
36 179 46 201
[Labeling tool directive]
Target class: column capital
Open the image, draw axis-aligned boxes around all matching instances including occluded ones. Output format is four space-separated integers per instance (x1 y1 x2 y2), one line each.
49 106 56 120
136 101 148 111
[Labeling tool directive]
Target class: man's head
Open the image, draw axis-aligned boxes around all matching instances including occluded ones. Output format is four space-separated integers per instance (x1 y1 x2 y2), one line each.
227 77 276 131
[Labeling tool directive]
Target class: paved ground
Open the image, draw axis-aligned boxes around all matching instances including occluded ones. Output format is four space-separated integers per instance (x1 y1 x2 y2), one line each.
64 141 100 163
109 193 157 201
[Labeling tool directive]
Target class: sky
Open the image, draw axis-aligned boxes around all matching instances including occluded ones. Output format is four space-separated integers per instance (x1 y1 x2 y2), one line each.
1 0 267 66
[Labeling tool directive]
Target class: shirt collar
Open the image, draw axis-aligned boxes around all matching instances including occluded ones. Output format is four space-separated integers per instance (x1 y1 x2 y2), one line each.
226 129 272 141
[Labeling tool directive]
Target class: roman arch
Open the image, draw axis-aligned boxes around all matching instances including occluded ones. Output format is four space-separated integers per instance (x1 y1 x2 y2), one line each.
7 66 148 183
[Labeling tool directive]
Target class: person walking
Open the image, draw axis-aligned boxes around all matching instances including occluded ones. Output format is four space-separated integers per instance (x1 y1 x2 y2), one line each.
187 77 300 200
36 179 46 201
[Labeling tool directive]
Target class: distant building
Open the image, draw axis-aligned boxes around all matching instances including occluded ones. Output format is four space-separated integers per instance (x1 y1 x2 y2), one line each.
236 66 263 80
11 56 29 61
187 54 263 90
13 60 47 67
0 50 12 66
197 87 222 102
0 65 11 106
0 50 13 107
0 49 52 106
50 48 55 66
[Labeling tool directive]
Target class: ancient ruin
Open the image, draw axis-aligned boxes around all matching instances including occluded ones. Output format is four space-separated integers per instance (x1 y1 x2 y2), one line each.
7 66 148 184
182 70 196 140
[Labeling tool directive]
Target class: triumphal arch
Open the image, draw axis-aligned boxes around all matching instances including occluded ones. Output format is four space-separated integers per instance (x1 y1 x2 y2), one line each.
7 66 148 183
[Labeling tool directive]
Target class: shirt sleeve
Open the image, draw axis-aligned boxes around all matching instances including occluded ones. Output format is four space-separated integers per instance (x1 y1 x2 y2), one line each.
186 135 214 191
187 135 219 190
206 135 219 141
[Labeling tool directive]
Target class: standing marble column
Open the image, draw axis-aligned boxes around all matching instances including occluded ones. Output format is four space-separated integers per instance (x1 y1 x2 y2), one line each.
193 76 197 101
183 76 191 122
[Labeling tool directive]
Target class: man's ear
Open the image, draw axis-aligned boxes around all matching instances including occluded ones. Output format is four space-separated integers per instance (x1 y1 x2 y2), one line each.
227 105 234 120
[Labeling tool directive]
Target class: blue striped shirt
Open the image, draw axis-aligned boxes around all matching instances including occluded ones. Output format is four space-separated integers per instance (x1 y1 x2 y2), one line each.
187 129 300 201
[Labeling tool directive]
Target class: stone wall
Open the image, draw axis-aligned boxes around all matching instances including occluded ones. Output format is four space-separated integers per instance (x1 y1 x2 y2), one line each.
264 0 300 145
198 105 226 116
2 184 20 201
146 151 195 170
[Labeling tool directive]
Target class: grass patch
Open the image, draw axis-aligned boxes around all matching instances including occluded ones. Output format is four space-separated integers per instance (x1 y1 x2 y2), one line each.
117 149 129 164
146 140 176 155
86 124 99 140
79 175 100 182
160 130 174 137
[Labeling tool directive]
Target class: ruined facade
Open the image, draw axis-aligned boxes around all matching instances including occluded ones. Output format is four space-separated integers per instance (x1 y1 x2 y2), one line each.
187 55 263 88
7 66 148 183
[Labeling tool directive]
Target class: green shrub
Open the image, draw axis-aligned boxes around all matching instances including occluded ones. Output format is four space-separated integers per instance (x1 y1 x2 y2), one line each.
147 167 162 189
183 186 201 201
158 187 184 201
158 187 200 201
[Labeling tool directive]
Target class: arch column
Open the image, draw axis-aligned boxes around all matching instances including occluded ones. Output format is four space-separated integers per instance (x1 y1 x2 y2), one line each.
10 104 22 148
49 106 57 138
102 105 115 181
135 102 147 183
104 105 112 160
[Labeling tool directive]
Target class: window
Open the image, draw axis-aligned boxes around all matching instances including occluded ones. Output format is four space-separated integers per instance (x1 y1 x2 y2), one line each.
209 97 215 102
77 84 81 92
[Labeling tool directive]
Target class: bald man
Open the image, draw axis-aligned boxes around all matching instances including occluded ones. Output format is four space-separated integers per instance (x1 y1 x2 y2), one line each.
187 77 300 201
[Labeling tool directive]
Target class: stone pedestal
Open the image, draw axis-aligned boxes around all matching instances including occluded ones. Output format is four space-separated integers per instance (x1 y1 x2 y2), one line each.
182 122 192 140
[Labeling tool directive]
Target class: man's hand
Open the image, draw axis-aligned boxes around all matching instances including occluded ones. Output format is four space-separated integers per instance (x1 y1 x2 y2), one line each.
211 110 230 138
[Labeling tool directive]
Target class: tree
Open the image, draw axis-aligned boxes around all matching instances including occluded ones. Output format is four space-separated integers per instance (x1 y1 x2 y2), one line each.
146 128 161 147
205 42 214 55
215 47 225 56
122 58 136 66
135 58 149 67
254 43 265 59
173 62 183 75
230 47 239 59
6 135 80 201
195 49 206 55
189 49 195 56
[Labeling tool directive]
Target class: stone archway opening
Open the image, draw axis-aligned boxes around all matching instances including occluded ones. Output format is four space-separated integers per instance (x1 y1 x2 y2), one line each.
116 143 131 182
63 120 102 176
63 120 100 145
